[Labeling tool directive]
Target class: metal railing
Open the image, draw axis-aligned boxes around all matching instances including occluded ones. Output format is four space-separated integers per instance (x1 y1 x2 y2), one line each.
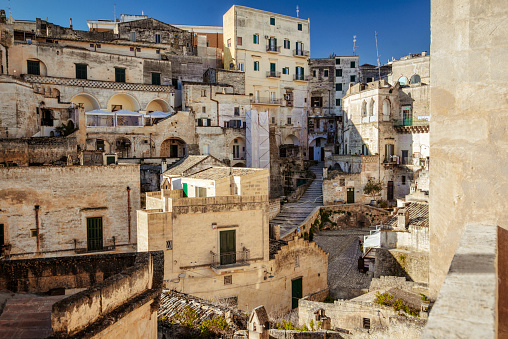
293 49 310 57
211 249 250 268
251 97 282 105
266 45 281 53
393 119 430 127
266 71 281 78
294 74 311 81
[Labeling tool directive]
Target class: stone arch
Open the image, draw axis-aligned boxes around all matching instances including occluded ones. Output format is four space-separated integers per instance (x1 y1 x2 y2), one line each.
369 99 375 116
107 93 140 112
71 93 100 112
230 137 246 160
410 74 421 84
160 137 186 158
283 134 300 146
26 58 48 76
309 137 327 161
382 99 391 121
398 76 408 86
115 137 132 158
146 99 171 112
362 101 367 117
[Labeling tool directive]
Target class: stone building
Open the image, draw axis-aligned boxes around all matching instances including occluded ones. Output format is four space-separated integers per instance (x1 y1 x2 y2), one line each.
0 164 140 259
137 170 328 316
0 251 163 338
334 56 359 115
359 63 392 83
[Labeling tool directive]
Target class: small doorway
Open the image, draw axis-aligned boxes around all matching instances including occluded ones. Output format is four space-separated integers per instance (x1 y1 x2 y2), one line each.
387 181 394 200
320 148 325 161
309 147 314 160
347 188 355 203
170 145 178 158
292 277 303 309
86 217 103 251
220 230 236 266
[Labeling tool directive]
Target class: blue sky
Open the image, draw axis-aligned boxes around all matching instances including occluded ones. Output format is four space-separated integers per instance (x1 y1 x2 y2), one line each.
2 0 430 65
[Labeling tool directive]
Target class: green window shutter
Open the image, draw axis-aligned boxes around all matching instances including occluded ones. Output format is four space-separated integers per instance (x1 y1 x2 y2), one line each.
274 38 277 47
220 230 236 265
298 23 302 31
182 183 188 197
207 118 211 126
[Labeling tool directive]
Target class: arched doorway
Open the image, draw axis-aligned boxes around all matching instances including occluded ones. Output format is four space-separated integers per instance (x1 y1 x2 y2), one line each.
107 93 140 112
230 137 246 161
71 93 100 112
283 134 300 146
160 138 186 158
26 58 47 76
115 137 132 158
146 99 170 113
309 137 326 161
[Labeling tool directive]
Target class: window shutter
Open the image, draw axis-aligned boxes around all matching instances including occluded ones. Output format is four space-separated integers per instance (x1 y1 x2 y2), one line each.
207 119 211 126
197 119 203 127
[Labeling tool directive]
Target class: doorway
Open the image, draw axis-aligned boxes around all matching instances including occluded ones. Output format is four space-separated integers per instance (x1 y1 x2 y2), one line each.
292 277 302 309
347 188 355 203
387 181 394 200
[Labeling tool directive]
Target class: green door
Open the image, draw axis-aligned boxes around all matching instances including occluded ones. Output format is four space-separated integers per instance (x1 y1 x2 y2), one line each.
182 183 188 197
87 217 103 251
347 188 355 204
270 62 276 76
220 230 236 265
292 277 302 309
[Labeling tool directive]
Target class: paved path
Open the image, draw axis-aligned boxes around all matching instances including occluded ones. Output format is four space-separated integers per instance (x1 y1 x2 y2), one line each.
314 229 374 299
270 163 324 238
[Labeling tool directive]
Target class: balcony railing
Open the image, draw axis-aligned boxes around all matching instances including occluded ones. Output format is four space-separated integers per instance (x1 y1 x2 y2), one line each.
393 118 430 127
266 71 281 78
211 248 250 268
266 45 281 53
293 49 310 57
251 97 282 105
294 74 311 81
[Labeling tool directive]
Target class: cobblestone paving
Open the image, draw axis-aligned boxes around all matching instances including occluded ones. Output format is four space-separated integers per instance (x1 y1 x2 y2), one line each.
314 229 373 299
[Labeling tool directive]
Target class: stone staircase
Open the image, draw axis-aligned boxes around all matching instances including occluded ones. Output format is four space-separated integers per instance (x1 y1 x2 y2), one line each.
270 162 324 238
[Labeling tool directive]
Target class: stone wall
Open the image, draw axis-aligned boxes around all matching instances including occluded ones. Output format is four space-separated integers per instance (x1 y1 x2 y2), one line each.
369 276 428 295
268 330 344 339
269 198 281 221
0 164 140 258
374 248 428 284
0 136 79 166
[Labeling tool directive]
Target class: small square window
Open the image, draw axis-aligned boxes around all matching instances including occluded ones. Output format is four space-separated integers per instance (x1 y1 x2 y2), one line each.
298 23 302 31
202 106 206 113
336 69 342 77
151 72 161 85
324 70 329 77
287 117 292 125
130 47 134 51
166 240 172 250
234 107 240 116
271 117 275 124
156 50 160 54
336 83 342 91
336 98 341 106
31 229 37 237
336 58 341 64
75 64 87 79
270 17 275 25
350 75 356 82
284 39 290 49
351 61 356 68
313 70 317 77
90 43 94 48
237 37 242 46
282 67 289 75
115 68 126 83
224 275 232 285
96 44 101 48
136 48 141 52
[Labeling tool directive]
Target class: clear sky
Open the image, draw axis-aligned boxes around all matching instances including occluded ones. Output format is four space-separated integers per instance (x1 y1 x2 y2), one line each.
1 0 430 65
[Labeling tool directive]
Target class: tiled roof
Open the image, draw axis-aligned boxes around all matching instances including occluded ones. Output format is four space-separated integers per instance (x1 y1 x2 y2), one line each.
164 155 219 176
384 202 429 228
158 290 247 330
188 167 262 180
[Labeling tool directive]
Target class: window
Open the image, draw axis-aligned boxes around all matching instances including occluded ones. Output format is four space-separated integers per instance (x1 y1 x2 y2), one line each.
270 17 275 25
298 23 302 31
398 76 408 86
350 61 356 68
166 240 172 250
233 144 240 159
311 97 323 107
340 179 345 186
402 175 406 185
254 61 259 71
237 37 242 46
27 60 40 75
115 68 125 82
335 58 340 64
295 66 304 80
287 117 292 125
336 83 342 91
130 47 134 51
155 34 161 43
295 255 300 267
86 217 103 251
385 144 395 162
313 70 317 77
227 38 231 47
362 101 367 117
271 117 275 124
224 275 232 285
96 44 101 48
336 98 341 106
96 139 105 151
295 41 304 55
282 67 289 75
156 49 160 54
238 63 244 71
363 318 371 329
336 69 342 77
31 229 37 237
324 69 329 77
410 74 421 84
90 43 94 48
130 32 136 41
253 34 259 44
75 64 87 79
284 39 290 49
202 106 206 113
350 75 356 82
136 48 141 52
234 107 240 116
152 72 161 85
367 77 373 82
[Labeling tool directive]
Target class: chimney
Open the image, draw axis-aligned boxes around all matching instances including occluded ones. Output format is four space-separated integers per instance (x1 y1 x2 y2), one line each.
69 18 73 30
397 208 409 229
422 51 427 56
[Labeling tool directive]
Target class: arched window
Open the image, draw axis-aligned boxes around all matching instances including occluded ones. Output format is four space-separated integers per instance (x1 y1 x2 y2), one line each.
383 99 391 117
369 99 375 116
398 76 408 86
362 101 367 117
410 74 421 84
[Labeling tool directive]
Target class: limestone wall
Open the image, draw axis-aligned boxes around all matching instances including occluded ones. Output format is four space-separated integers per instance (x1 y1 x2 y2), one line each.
374 248 428 284
0 165 140 258
269 198 281 220
0 136 78 166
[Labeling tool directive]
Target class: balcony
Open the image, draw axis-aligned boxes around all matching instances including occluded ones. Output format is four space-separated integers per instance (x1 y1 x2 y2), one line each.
251 97 282 105
393 118 429 133
266 71 281 79
294 74 311 82
293 49 310 58
266 45 281 53
211 249 250 273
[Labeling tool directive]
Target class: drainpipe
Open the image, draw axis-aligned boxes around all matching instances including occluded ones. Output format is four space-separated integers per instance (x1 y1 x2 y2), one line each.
127 187 132 244
35 205 40 252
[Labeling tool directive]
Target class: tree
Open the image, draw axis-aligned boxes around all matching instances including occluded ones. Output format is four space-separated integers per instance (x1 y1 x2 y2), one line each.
363 180 383 198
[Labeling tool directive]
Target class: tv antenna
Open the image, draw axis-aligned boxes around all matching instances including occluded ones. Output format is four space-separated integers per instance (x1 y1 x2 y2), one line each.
114 3 117 21
8 0 12 18
375 31 381 80
353 35 357 56
296 5 299 18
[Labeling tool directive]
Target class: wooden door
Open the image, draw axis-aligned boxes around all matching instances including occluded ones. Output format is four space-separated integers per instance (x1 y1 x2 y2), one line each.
220 230 236 265
292 277 302 309
347 188 355 203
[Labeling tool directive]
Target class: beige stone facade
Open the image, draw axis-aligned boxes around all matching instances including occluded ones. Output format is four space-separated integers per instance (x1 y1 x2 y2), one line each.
0 164 140 258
